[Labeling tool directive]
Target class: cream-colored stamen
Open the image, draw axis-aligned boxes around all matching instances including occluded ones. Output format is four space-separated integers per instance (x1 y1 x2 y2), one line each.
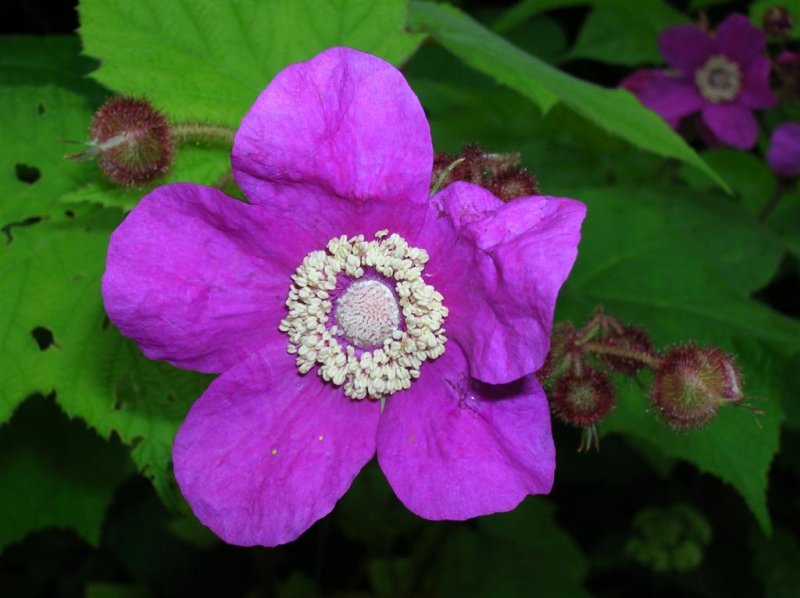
694 55 741 103
279 231 448 400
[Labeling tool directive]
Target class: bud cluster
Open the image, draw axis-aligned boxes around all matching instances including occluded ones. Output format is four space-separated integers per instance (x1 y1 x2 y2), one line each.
625 503 713 573
431 142 539 201
539 307 748 450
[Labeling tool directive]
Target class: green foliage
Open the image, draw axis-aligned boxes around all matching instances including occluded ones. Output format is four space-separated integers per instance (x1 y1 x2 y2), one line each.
425 501 589 597
407 1 728 191
556 187 798 532
1 0 798 594
79 0 424 128
568 0 687 66
0 395 132 551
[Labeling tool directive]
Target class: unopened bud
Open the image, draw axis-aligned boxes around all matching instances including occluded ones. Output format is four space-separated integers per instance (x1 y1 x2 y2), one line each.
87 97 173 186
763 5 794 38
649 344 743 429
776 51 800 101
599 326 654 375
538 321 577 385
550 367 616 427
430 142 538 199
489 167 539 201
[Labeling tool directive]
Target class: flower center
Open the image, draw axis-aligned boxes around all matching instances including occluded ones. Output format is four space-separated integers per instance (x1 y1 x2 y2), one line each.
279 231 448 401
335 280 399 348
694 55 741 103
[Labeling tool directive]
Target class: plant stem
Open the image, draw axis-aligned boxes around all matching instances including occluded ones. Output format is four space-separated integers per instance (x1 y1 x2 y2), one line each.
170 122 236 146
582 341 661 370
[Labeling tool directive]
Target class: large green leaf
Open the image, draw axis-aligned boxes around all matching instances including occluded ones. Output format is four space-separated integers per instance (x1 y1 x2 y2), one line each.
0 86 93 225
79 0 424 128
556 186 800 532
0 395 132 551
0 202 210 503
407 1 727 191
568 1 687 66
425 501 589 597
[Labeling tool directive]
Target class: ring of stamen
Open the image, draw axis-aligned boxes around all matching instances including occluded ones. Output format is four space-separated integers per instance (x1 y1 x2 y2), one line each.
279 231 448 400
694 55 741 103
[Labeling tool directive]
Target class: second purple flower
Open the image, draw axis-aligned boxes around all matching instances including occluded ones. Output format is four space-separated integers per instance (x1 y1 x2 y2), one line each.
624 14 776 149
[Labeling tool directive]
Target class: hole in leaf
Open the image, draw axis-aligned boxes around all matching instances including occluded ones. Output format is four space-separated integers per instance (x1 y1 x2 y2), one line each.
15 163 41 184
31 326 55 350
37 103 45 115
2 215 44 244
65 210 75 218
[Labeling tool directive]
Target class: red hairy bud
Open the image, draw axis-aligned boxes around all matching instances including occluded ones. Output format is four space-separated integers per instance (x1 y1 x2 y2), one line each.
431 142 538 199
550 367 616 427
89 97 173 186
649 344 743 430
599 326 654 375
538 322 577 385
489 167 539 202
762 5 794 38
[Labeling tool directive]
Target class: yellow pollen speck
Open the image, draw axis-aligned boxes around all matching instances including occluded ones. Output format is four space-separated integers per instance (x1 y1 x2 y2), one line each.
279 231 448 401
271 448 278 456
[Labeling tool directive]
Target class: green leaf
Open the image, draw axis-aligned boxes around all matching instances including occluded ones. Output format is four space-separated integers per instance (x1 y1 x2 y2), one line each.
0 204 210 502
425 501 589 597
752 527 800 596
0 86 93 225
0 36 106 103
79 0 425 127
407 1 728 191
60 144 231 211
556 186 800 532
0 395 132 551
568 1 687 66
678 148 779 217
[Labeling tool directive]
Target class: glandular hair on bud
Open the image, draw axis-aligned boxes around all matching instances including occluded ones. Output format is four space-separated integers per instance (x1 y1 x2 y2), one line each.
550 367 616 427
90 97 173 186
649 344 743 430
599 325 654 375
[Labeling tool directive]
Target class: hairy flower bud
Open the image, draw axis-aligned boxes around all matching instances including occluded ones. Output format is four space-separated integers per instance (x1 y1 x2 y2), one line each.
762 5 794 38
599 326 655 375
89 97 173 186
649 344 743 429
431 142 538 199
538 321 577 385
550 367 616 427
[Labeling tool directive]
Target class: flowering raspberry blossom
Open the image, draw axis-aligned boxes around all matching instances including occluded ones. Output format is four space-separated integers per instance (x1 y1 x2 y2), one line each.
767 122 800 178
624 14 776 149
101 47 586 547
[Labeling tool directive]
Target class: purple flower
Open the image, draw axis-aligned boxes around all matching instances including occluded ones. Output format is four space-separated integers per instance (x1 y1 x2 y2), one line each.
101 48 586 547
629 14 776 149
767 122 800 178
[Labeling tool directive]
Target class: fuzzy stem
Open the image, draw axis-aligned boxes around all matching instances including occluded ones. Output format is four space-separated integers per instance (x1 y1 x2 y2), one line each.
582 341 661 370
170 123 236 146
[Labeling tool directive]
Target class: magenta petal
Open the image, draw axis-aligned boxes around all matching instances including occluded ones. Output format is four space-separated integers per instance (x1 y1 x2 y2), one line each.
173 340 381 547
715 13 766 66
377 345 555 520
739 56 778 109
637 76 703 122
768 122 800 178
702 104 759 150
416 183 585 384
102 183 317 373
232 47 432 210
659 25 714 74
